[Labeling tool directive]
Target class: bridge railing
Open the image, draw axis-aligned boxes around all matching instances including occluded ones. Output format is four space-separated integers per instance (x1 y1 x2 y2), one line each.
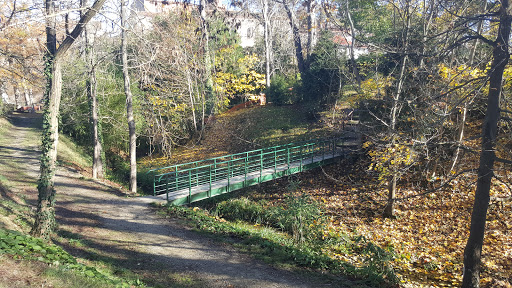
148 137 345 200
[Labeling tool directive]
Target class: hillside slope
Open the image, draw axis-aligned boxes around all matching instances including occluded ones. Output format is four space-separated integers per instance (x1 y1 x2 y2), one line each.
145 104 340 168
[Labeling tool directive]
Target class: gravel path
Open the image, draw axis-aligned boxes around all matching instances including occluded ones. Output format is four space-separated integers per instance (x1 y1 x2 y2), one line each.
1 113 347 288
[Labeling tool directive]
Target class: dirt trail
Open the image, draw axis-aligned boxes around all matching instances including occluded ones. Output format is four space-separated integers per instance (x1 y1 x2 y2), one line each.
1 113 340 288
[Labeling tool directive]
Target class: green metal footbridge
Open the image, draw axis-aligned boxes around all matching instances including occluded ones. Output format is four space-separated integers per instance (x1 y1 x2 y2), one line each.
144 137 355 205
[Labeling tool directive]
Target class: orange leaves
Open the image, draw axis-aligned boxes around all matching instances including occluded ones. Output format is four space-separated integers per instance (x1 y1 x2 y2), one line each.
244 158 512 287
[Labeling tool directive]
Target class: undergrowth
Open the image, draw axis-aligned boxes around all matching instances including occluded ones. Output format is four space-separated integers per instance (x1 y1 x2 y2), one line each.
165 196 399 287
0 229 144 287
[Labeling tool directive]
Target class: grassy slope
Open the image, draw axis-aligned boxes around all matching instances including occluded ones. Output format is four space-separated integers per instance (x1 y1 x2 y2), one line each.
0 114 138 288
141 104 339 169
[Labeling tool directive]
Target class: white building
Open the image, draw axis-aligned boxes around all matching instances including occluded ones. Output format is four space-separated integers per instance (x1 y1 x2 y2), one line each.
131 0 262 48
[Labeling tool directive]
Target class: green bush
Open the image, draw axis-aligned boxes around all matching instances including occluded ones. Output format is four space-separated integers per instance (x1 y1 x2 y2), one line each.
105 150 130 185
216 197 267 224
301 31 345 105
0 98 12 116
266 74 300 105
278 194 324 243
215 194 324 244
137 169 155 195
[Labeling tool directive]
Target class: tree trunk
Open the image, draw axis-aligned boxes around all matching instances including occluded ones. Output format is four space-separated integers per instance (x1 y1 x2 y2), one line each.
383 3 410 218
31 59 61 239
14 84 20 108
419 0 436 69
89 57 104 179
121 0 137 193
31 0 59 240
345 0 361 85
282 0 306 74
199 0 214 112
469 1 487 66
384 174 397 217
82 0 104 179
450 102 467 172
261 0 272 88
23 82 32 107
462 1 511 286
31 0 107 239
305 0 317 58
186 67 198 131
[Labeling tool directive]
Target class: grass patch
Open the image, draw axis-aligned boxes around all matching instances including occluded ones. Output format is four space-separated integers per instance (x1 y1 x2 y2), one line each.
0 182 33 232
0 117 11 136
0 229 144 287
58 134 93 169
234 105 333 147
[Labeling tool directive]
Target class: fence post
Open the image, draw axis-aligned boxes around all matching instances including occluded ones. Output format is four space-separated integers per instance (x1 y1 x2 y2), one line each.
166 174 169 202
311 142 314 164
333 139 336 158
322 141 326 161
230 155 233 178
195 162 198 187
260 152 263 180
209 165 212 198
245 152 248 184
188 170 192 204
227 160 231 192
214 159 217 182
299 146 302 171
274 149 277 173
175 166 178 194
287 147 290 170
153 173 156 196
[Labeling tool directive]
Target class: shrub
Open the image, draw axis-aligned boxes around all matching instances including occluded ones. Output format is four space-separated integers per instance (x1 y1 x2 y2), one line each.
215 194 325 244
266 74 300 105
166 203 398 287
301 31 345 105
278 194 324 244
0 98 12 116
216 197 266 224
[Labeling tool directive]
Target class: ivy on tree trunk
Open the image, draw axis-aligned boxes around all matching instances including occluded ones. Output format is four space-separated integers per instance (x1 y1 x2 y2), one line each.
31 0 107 240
